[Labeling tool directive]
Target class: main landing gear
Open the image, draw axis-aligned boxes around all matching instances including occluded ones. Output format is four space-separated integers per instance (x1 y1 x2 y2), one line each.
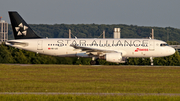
90 60 96 65
90 57 97 65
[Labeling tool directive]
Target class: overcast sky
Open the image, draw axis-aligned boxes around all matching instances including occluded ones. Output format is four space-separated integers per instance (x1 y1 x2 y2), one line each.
1 0 180 28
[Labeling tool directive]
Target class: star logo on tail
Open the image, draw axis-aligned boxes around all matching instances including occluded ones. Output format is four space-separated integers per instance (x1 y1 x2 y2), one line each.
15 23 28 36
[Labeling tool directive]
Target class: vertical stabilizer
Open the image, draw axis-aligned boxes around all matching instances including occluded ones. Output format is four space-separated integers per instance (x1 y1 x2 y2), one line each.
9 11 41 39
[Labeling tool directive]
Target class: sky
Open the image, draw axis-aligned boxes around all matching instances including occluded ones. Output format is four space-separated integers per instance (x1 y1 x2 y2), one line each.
1 0 180 28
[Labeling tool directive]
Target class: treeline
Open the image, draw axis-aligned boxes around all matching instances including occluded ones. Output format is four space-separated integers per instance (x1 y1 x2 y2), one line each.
0 44 180 65
8 24 180 43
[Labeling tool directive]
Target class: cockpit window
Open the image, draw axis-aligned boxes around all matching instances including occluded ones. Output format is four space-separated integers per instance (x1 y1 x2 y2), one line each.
160 43 169 46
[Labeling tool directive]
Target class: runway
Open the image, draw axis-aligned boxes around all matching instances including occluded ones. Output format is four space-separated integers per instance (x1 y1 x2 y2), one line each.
1 92 180 96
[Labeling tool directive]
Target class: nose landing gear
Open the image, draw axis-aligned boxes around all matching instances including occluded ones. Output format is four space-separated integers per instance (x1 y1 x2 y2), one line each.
150 57 153 66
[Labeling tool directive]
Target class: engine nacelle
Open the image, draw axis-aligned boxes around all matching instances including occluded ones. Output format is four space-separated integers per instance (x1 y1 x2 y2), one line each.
106 53 122 63
99 53 127 63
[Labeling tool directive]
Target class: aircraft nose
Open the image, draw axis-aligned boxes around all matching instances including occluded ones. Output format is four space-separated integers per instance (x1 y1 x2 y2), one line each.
169 47 175 55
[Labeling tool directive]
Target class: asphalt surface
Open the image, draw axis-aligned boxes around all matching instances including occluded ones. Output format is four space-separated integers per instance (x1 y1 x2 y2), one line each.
1 92 180 96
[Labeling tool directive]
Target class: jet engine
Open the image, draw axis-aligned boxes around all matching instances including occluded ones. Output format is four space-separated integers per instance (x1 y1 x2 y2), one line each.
99 53 127 63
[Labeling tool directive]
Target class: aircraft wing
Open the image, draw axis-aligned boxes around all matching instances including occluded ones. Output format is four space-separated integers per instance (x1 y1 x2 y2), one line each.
70 44 117 55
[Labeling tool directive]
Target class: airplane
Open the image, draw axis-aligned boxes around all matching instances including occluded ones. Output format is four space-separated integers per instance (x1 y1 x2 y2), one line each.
6 11 175 65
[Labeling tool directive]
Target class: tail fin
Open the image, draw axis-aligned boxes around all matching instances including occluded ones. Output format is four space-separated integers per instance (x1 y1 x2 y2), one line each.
8 11 41 39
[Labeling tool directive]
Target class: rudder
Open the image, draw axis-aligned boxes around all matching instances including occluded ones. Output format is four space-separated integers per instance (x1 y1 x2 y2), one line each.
9 11 41 39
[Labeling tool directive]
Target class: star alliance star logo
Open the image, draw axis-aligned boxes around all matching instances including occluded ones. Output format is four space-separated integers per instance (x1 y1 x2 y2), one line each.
15 23 28 36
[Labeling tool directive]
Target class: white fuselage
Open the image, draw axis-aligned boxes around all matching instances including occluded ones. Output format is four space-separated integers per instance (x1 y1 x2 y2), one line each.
6 38 175 58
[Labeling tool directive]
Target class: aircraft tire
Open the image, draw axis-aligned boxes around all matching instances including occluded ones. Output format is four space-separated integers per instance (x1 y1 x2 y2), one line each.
90 60 96 65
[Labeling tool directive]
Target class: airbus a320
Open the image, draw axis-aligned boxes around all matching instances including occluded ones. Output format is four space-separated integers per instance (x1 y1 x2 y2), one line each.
6 11 175 65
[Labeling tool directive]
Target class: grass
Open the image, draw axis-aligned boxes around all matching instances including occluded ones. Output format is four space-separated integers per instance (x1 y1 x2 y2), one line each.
1 95 180 101
1 64 180 100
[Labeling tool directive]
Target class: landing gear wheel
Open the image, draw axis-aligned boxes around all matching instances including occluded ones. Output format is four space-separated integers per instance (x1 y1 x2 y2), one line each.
90 60 96 65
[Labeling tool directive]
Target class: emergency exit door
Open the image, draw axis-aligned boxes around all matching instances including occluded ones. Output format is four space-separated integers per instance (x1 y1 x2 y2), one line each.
37 40 43 50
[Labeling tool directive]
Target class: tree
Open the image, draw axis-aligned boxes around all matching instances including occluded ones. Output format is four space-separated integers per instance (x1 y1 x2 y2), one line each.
13 49 29 64
0 44 14 63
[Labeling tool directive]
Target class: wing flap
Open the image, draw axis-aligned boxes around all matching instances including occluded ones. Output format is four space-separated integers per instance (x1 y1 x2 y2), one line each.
70 44 117 55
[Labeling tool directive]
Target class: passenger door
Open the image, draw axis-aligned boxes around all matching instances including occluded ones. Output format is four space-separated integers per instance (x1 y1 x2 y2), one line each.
37 40 43 50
